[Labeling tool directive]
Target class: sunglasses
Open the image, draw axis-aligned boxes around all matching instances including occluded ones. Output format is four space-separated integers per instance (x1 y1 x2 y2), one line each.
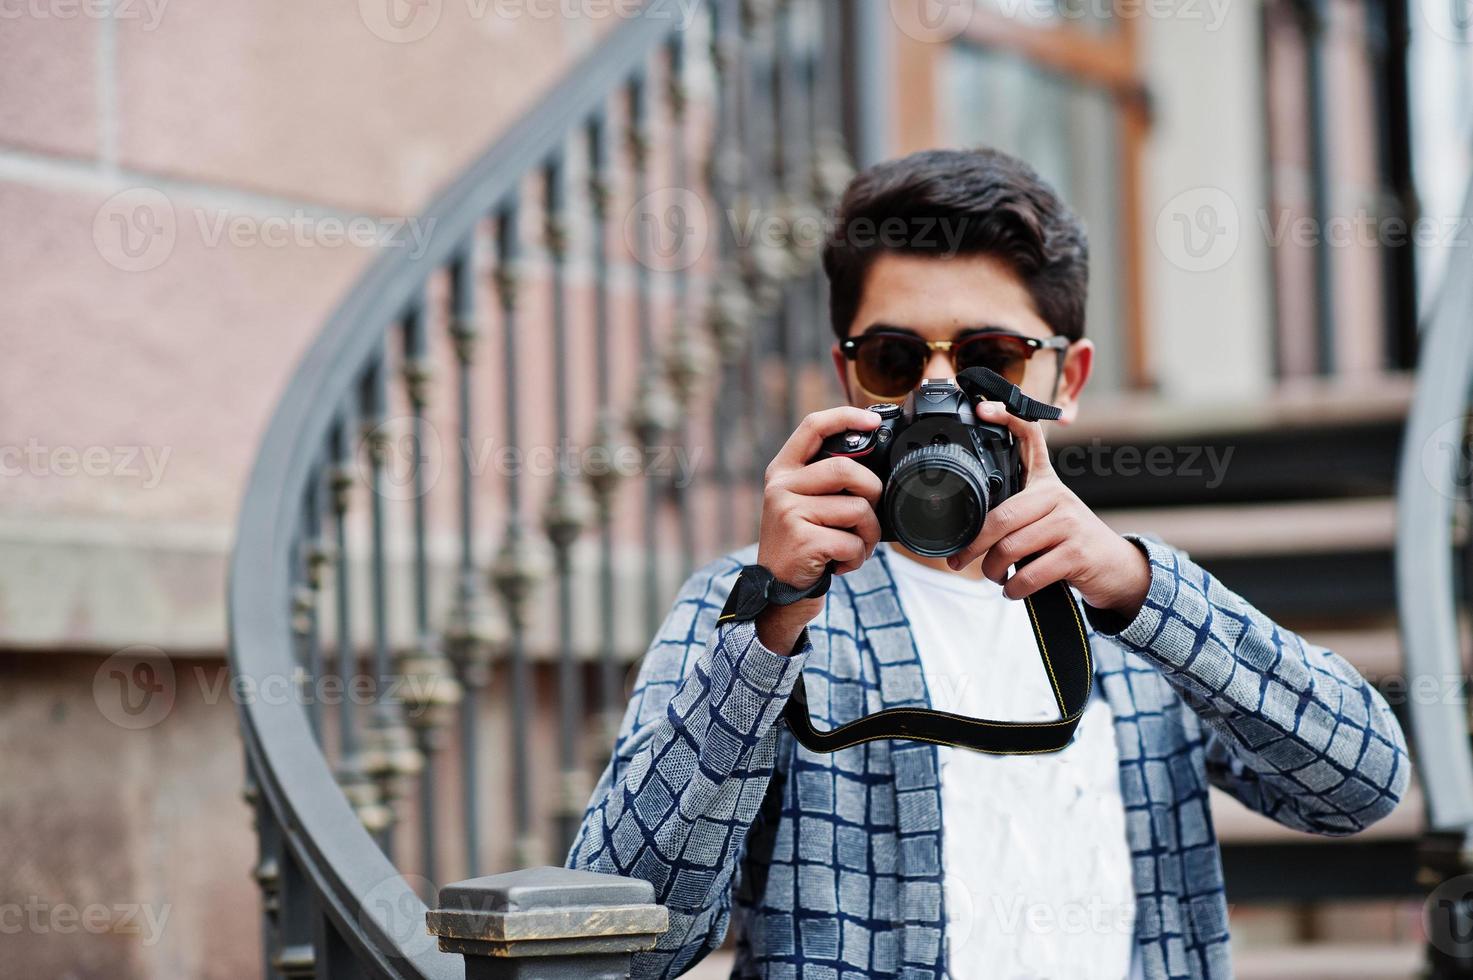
841 327 1070 401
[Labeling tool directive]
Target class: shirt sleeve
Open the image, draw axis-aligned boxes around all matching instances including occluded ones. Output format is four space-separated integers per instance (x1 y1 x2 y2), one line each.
1085 534 1411 837
566 559 811 979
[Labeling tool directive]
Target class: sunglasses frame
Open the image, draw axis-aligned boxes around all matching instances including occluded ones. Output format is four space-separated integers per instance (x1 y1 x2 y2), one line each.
840 327 1071 403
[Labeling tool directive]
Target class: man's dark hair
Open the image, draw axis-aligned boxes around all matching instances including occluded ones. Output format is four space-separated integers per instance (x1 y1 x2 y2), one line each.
821 147 1089 341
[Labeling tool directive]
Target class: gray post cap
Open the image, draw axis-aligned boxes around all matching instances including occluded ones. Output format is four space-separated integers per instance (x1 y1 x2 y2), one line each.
437 866 655 913
426 866 668 978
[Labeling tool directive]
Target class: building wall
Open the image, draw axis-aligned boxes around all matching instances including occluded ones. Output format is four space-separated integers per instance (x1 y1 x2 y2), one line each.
0 5 623 976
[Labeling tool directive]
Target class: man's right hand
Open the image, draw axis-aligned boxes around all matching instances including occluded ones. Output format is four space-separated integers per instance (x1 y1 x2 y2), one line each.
753 407 885 654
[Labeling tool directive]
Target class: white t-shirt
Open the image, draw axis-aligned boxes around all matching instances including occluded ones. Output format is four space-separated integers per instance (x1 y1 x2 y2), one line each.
884 545 1142 980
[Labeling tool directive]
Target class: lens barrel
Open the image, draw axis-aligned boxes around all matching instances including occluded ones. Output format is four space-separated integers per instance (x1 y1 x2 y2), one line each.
883 443 991 558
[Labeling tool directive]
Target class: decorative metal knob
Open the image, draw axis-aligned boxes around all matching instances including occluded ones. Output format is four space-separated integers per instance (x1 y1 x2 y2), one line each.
444 581 501 689
399 639 464 744
337 766 393 834
664 327 712 407
359 710 424 804
490 535 546 631
707 271 754 361
583 410 628 515
629 374 682 450
542 479 593 553
401 357 433 408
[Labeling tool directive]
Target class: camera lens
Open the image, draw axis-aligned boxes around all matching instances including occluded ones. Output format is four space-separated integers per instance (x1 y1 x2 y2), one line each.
884 444 991 558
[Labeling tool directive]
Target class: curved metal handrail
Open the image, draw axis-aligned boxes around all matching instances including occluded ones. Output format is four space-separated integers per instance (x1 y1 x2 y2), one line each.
1396 174 1473 833
227 9 699 975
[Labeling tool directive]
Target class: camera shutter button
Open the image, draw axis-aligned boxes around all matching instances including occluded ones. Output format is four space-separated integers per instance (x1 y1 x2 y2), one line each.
844 432 866 449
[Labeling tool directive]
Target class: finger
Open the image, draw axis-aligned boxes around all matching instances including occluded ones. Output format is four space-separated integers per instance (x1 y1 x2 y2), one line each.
1001 547 1075 600
979 511 1070 584
811 525 868 576
947 484 1059 571
802 494 882 553
768 407 883 478
974 400 1053 480
780 455 885 507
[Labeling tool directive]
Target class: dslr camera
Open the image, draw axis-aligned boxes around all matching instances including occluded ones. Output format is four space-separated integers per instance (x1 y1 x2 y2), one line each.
813 374 1044 558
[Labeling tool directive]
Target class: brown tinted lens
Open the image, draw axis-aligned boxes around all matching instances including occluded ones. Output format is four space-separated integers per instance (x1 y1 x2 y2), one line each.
955 335 1033 384
855 334 926 398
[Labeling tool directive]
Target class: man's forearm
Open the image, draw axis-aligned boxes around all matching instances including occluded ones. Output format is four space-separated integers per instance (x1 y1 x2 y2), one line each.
1094 535 1411 834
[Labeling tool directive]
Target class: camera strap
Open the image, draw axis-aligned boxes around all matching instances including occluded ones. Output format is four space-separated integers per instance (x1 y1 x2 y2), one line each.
780 578 1092 754
780 366 1091 754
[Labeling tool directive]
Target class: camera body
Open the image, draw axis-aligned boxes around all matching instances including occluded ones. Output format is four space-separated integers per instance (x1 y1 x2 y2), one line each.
813 379 1024 558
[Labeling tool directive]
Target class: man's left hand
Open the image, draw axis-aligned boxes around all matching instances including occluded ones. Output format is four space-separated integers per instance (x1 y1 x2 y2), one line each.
946 399 1151 619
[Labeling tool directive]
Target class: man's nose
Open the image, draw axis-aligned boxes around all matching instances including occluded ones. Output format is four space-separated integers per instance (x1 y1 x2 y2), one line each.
922 348 954 384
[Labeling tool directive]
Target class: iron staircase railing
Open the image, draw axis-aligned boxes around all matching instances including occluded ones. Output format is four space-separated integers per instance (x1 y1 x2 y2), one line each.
226 1 869 975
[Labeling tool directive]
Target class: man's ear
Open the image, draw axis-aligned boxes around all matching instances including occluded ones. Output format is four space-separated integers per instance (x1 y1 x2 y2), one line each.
1053 339 1094 425
831 342 855 404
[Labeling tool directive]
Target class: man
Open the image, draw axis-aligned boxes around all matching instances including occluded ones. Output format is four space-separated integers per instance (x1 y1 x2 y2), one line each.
567 147 1410 979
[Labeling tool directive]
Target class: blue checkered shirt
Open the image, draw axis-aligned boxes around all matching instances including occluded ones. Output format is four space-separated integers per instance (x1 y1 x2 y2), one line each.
567 536 1411 979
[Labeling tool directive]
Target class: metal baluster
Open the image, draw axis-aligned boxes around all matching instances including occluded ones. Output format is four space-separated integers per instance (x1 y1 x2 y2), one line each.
247 765 286 980
358 354 423 857
706 0 753 550
771 0 803 439
398 298 463 890
663 32 705 581
585 113 626 747
741 1 776 529
542 153 594 856
290 474 324 741
627 75 675 643
330 412 391 834
490 202 543 869
445 246 497 879
272 849 316 979
808 0 844 373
